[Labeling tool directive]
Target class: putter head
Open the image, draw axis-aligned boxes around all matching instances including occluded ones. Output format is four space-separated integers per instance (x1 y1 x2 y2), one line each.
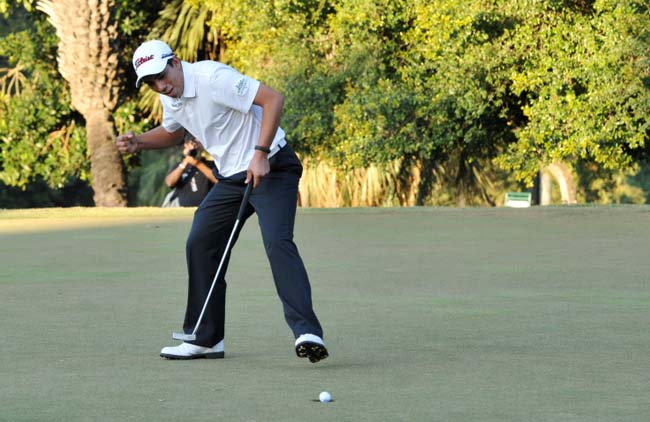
172 332 196 341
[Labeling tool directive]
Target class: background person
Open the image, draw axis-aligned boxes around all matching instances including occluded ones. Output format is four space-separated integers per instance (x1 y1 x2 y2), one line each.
115 40 327 363
162 136 217 207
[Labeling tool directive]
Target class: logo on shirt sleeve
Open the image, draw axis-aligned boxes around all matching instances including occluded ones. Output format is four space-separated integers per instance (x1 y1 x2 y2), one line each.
234 77 250 97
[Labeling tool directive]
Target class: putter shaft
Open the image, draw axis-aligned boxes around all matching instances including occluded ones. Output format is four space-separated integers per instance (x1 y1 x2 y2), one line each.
171 183 253 341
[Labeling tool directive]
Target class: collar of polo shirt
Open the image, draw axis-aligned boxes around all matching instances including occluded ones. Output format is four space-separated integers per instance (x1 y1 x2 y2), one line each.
180 62 196 99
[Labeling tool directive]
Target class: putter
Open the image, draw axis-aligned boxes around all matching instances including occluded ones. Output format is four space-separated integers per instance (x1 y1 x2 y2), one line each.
172 182 253 342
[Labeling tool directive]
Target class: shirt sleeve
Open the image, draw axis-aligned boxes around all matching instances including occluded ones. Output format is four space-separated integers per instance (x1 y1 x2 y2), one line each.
209 65 260 113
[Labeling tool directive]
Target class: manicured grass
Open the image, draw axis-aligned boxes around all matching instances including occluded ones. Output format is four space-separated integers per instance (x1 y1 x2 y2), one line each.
1 206 649 421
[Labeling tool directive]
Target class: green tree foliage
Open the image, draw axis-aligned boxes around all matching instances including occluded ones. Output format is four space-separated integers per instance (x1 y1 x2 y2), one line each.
328 0 519 204
496 0 650 184
199 0 521 204
0 0 32 17
2 0 649 206
208 0 648 203
0 13 89 190
0 1 163 206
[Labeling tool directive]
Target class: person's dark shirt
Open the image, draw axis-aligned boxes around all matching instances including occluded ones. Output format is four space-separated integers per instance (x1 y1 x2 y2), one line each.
169 159 217 206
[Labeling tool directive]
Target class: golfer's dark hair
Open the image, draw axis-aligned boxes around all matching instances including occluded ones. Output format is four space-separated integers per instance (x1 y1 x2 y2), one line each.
142 58 175 86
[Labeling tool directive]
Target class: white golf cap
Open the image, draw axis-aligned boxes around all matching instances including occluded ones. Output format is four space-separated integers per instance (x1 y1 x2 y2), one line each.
132 40 174 88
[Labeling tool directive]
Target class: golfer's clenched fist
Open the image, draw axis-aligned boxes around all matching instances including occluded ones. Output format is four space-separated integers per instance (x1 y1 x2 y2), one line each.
116 131 140 154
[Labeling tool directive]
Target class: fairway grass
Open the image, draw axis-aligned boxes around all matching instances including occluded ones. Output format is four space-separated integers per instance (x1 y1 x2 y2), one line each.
1 206 649 421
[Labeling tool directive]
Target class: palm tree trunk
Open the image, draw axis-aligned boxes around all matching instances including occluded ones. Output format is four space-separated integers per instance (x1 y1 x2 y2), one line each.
86 110 126 206
37 0 127 207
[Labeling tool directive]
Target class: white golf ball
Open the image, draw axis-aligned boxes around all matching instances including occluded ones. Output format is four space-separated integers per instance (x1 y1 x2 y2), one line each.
319 391 332 403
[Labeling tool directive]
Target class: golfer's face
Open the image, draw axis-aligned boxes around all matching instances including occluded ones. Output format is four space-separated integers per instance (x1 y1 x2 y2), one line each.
145 60 183 98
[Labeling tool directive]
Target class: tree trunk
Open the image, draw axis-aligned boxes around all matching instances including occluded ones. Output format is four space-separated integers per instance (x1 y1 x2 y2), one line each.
546 162 577 205
37 0 127 207
540 171 552 206
86 111 127 206
540 162 577 205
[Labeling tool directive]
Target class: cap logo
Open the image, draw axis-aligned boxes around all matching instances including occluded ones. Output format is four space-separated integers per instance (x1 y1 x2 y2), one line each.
135 55 154 70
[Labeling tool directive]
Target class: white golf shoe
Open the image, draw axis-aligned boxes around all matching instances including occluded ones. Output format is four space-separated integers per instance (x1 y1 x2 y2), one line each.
295 334 329 363
160 340 224 360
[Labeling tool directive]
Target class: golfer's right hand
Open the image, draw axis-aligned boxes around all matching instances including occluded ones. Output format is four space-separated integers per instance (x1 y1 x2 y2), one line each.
116 131 139 154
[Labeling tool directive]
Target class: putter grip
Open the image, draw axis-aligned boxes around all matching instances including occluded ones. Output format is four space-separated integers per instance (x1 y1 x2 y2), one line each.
237 183 253 220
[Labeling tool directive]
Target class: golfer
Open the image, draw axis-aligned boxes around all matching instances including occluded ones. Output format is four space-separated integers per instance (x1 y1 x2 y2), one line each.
116 40 327 363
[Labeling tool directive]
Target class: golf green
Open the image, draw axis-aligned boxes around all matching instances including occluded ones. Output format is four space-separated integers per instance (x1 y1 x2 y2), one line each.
1 206 648 421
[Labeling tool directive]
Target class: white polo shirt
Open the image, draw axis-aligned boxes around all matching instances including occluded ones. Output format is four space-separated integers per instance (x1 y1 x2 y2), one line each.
160 61 286 177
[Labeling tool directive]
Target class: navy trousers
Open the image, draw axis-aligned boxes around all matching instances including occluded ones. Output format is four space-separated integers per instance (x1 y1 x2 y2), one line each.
182 144 323 347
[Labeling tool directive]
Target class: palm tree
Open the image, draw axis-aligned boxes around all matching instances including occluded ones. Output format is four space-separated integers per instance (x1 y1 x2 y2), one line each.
37 0 126 206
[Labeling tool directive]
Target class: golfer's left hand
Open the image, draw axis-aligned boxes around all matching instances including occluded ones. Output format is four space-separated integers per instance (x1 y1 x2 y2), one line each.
246 151 270 188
